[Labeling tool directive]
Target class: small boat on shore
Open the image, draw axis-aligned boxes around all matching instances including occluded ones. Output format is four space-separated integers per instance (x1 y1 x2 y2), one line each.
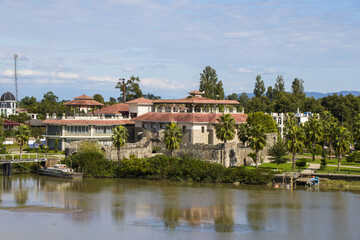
40 164 83 179
306 176 320 187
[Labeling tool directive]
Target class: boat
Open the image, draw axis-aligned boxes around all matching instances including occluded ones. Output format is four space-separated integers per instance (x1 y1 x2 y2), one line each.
40 164 83 179
306 176 320 187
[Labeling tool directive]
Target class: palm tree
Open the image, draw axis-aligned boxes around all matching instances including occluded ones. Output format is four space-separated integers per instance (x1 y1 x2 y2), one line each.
112 125 128 164
285 120 305 170
322 111 339 160
15 125 31 154
304 114 323 161
333 125 351 172
164 122 182 156
247 125 267 170
215 114 236 143
237 123 249 146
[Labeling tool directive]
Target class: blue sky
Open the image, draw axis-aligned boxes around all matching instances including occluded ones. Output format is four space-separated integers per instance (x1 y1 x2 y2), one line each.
0 0 359 101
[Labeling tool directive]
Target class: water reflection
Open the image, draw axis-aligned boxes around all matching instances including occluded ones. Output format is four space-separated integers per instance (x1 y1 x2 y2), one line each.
0 175 360 239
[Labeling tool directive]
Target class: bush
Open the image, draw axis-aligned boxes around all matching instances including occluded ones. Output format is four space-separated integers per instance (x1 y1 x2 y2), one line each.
346 153 356 162
321 158 327 169
296 158 307 169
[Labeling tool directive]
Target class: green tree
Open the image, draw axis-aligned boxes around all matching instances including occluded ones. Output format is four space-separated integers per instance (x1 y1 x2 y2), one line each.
304 114 323 161
246 112 277 133
112 125 128 164
266 86 274 101
291 78 304 96
285 120 305 170
215 114 236 143
238 92 250 109
333 125 351 172
93 94 105 104
164 122 182 156
115 76 143 102
322 111 339 160
253 75 265 98
247 125 267 170
237 123 249 146
15 124 31 153
352 114 360 150
267 136 288 171
273 75 285 98
199 66 225 100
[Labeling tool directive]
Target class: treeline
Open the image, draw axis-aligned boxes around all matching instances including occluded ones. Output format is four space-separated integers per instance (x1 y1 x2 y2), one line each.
226 75 360 130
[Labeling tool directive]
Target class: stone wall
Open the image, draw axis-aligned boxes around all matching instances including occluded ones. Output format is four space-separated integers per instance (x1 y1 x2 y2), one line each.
65 130 277 167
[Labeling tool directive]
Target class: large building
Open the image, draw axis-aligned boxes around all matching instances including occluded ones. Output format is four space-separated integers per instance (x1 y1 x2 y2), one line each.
42 91 247 151
43 95 134 151
131 91 247 144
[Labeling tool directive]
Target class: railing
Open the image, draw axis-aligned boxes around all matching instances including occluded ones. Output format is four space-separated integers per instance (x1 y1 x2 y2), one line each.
0 153 48 164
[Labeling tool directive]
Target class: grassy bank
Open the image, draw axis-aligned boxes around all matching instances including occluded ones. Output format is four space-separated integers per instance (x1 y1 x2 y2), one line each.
320 179 360 191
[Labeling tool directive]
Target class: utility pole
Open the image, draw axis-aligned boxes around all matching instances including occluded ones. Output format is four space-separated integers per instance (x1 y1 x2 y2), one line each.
121 78 126 103
14 54 18 102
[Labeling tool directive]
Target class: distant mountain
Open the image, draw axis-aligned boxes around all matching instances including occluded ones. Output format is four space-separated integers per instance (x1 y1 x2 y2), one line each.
305 91 360 99
237 91 360 99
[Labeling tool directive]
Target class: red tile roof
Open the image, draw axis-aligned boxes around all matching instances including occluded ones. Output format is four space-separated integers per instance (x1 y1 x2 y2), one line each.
74 94 93 100
63 99 104 106
153 97 239 105
99 103 129 114
126 97 153 104
42 119 134 125
188 90 204 95
132 112 247 124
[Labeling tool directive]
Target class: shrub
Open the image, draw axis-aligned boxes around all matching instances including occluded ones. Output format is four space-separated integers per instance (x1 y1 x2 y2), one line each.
346 153 356 162
296 158 307 169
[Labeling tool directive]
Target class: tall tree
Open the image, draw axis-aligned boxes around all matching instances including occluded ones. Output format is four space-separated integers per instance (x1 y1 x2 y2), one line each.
215 114 236 143
115 76 143 102
112 125 128 164
291 78 304 96
333 125 351 172
322 111 339 160
304 114 323 161
253 75 265 98
164 122 182 156
352 114 360 150
274 75 285 98
199 66 225 100
248 125 267 170
15 125 31 153
266 86 274 101
285 119 305 170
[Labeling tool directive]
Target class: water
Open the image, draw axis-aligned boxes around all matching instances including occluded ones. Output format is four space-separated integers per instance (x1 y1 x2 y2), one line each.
0 175 359 240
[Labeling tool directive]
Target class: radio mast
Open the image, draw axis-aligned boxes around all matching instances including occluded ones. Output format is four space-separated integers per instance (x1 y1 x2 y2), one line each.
14 54 18 101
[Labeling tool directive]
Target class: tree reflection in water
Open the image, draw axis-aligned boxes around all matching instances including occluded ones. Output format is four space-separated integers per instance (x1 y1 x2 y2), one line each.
14 176 28 206
214 205 234 232
163 208 181 229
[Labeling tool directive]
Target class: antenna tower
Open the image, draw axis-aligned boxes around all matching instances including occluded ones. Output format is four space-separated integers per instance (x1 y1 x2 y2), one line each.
14 54 18 101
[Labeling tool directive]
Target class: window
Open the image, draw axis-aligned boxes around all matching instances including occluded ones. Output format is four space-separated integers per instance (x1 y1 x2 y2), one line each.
183 126 186 133
201 126 205 133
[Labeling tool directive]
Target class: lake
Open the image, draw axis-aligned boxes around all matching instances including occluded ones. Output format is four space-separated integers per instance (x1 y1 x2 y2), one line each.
0 174 359 240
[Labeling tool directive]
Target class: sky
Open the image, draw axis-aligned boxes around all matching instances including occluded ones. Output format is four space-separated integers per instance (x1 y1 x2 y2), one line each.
0 0 359 101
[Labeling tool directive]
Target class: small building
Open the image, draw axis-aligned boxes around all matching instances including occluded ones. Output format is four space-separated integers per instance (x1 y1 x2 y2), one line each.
0 92 16 117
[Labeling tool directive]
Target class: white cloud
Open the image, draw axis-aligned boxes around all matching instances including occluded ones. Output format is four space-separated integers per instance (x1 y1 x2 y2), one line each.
260 67 277 74
51 72 79 79
123 67 134 72
2 69 45 77
236 67 252 73
141 77 186 90
87 76 115 82
224 31 262 39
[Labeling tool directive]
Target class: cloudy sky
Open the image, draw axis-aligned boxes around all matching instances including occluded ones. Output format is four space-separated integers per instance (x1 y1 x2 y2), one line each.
0 0 359 101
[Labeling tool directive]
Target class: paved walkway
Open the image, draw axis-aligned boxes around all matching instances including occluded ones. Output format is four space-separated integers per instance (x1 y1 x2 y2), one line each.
301 163 321 174
327 164 360 169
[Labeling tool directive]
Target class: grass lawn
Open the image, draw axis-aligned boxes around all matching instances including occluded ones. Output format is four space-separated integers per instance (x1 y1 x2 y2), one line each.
245 162 309 172
316 166 360 175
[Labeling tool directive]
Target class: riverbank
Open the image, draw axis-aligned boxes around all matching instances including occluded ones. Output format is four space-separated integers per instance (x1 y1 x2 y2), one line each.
319 179 360 191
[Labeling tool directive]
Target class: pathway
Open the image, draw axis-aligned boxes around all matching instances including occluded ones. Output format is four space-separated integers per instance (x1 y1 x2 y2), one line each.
327 164 360 169
301 163 321 174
